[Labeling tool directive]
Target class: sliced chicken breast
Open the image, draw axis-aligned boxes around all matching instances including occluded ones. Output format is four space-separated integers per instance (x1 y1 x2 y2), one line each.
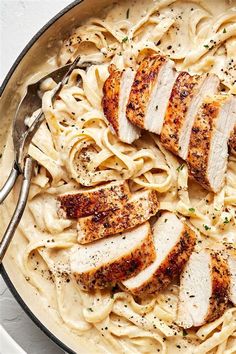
177 250 230 329
228 254 236 305
70 222 155 290
161 72 220 159
126 55 177 134
229 125 236 152
77 189 159 244
187 95 236 192
122 212 196 297
58 180 130 218
102 66 140 144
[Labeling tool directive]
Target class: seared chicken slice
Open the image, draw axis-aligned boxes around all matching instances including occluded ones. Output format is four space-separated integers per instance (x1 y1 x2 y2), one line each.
161 72 219 159
77 189 159 244
229 125 236 152
228 254 236 305
126 55 177 134
102 66 140 144
70 222 155 290
58 181 130 218
187 95 236 192
177 250 230 329
122 212 196 297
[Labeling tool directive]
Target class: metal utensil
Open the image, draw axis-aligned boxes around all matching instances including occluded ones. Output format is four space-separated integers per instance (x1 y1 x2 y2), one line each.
0 56 94 263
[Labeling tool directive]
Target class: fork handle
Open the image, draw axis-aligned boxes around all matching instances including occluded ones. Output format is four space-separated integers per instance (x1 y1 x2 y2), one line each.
0 157 33 263
0 163 20 204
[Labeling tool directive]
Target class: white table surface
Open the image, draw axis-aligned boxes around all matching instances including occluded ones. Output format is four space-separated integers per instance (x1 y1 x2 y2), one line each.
0 1 73 353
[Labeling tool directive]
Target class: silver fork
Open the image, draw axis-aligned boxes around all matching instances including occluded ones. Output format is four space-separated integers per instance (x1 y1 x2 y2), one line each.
0 56 95 263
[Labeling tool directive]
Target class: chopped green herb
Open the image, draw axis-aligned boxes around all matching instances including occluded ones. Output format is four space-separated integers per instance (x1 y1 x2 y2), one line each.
204 44 209 48
189 208 195 212
203 224 211 231
183 329 188 336
164 219 168 223
223 28 227 33
122 36 128 43
111 293 114 299
223 217 230 224
87 307 94 312
176 164 184 172
126 8 130 19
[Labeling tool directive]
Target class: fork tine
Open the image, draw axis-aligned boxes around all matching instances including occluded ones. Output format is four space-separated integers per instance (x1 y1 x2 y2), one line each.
15 55 81 172
0 156 33 263
61 55 81 85
0 163 20 204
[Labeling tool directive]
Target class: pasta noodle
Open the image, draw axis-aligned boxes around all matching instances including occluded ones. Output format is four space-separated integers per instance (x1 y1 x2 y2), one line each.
2 0 236 353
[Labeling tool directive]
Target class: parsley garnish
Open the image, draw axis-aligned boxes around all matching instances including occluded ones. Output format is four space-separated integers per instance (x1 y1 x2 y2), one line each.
204 44 209 48
176 164 184 172
87 307 94 312
183 329 188 336
223 28 227 33
122 36 128 43
189 208 195 212
203 224 211 231
223 217 230 224
126 8 130 19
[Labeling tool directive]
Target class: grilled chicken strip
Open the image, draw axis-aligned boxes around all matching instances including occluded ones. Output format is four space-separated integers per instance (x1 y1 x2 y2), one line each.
102 66 140 144
122 212 196 297
58 181 130 218
187 95 236 192
70 222 155 290
77 189 159 244
228 254 236 305
229 125 236 152
126 55 177 134
161 72 219 160
177 250 230 329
